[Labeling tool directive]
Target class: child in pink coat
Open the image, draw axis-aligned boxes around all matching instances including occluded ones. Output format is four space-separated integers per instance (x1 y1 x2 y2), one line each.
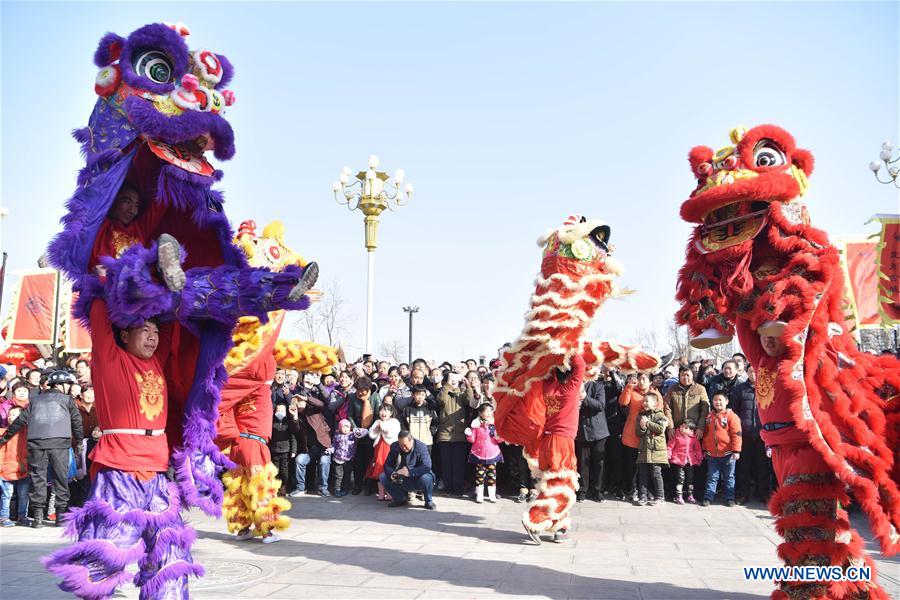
667 419 703 504
465 403 504 503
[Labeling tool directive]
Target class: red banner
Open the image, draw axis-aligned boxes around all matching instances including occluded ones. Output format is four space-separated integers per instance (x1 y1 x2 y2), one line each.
7 269 59 345
64 291 92 353
844 241 881 328
872 216 900 325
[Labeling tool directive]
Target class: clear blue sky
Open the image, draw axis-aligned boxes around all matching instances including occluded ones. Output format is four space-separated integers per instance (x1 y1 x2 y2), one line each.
2 1 898 361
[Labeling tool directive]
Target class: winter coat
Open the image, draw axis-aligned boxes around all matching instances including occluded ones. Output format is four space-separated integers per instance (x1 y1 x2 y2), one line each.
663 383 710 436
402 402 437 446
435 384 475 443
378 384 412 412
296 397 332 453
368 418 401 447
619 381 648 449
635 408 669 465
331 428 368 463
269 411 299 456
703 409 742 458
465 418 504 463
0 425 28 480
728 380 761 438
666 428 703 466
577 379 610 442
347 391 383 430
705 373 740 403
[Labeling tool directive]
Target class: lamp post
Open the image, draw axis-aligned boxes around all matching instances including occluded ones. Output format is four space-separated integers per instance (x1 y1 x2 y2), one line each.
333 155 413 353
403 306 419 364
868 141 900 187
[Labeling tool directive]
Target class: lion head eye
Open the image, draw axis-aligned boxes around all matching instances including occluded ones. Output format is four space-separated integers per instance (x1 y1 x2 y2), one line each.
753 140 786 168
134 50 174 84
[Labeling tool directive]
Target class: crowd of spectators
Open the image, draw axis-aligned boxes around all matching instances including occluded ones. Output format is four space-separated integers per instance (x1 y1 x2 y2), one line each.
3 344 894 523
268 352 779 510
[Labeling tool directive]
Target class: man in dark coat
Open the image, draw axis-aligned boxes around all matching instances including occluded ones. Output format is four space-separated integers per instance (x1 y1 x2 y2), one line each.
727 365 774 504
575 375 611 502
379 431 436 509
0 371 83 527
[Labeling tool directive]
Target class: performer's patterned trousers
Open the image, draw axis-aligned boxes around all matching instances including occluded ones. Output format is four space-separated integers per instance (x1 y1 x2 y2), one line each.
770 443 888 600
44 469 201 600
524 433 579 534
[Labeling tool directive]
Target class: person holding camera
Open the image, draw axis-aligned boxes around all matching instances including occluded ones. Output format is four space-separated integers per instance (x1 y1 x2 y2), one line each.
379 431 436 510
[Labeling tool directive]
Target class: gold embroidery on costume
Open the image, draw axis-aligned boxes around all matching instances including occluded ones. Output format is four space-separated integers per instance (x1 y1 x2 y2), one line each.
236 395 256 415
111 230 140 258
756 366 776 410
544 394 562 417
135 371 165 420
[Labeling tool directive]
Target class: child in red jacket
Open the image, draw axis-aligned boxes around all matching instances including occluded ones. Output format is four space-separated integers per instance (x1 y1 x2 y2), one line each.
701 393 742 507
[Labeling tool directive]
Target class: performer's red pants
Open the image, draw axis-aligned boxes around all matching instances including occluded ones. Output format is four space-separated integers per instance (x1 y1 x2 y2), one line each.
769 443 888 600
524 433 579 534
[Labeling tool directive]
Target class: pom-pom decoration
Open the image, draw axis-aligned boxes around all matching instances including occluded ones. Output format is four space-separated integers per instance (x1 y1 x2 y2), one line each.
94 64 121 97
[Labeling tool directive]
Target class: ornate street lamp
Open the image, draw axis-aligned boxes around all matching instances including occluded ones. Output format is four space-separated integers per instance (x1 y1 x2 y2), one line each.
333 155 413 353
868 141 900 188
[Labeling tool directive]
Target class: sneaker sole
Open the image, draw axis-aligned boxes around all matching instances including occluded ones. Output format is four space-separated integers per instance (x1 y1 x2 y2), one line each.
288 262 319 301
158 234 185 292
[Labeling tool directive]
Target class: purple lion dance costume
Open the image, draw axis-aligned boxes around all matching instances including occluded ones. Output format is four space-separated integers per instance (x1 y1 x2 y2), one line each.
42 21 317 599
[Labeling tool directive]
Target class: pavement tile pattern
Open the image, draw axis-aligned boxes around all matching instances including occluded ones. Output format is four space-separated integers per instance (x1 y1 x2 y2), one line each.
1 494 896 599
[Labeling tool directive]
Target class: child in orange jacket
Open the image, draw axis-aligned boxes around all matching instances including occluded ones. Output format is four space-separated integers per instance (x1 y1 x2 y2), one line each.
701 392 741 507
0 405 30 526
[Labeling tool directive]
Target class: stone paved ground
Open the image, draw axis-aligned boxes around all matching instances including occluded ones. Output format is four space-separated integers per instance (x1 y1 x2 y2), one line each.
1 494 897 599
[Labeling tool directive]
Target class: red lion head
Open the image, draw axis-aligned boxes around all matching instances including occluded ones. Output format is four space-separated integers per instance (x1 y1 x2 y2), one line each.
681 125 815 260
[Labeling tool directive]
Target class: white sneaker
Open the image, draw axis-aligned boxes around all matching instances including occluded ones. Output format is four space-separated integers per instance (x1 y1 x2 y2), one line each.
289 490 306 498
235 528 254 541
261 533 280 544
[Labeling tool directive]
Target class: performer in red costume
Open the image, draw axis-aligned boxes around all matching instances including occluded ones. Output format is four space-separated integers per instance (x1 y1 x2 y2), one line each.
675 125 899 600
494 215 661 546
524 353 586 544
216 312 290 544
45 296 202 599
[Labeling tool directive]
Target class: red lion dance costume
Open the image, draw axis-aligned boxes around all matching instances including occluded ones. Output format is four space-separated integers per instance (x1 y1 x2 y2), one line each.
675 125 899 599
494 216 660 543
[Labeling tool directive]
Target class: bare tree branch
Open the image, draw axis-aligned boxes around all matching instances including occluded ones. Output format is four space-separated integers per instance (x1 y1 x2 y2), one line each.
290 278 352 346
378 339 406 364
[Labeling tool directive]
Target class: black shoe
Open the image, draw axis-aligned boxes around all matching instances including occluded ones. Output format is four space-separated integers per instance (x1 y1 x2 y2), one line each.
735 496 747 505
388 500 409 508
351 487 362 495
31 510 44 529
701 499 710 507
363 488 375 496
596 492 607 503
424 501 436 510
726 500 735 507
576 494 586 503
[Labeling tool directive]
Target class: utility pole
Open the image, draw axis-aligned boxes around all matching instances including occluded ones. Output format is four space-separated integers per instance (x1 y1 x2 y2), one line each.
402 306 419 364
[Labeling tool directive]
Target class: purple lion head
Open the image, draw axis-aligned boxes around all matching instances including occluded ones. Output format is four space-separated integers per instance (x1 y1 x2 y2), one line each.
89 21 236 161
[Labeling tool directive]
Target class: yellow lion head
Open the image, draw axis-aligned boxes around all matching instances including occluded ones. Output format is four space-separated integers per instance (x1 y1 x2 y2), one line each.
235 220 308 270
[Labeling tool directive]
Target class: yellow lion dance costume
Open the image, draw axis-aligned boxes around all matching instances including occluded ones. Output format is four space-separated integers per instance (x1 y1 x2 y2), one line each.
217 220 339 541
